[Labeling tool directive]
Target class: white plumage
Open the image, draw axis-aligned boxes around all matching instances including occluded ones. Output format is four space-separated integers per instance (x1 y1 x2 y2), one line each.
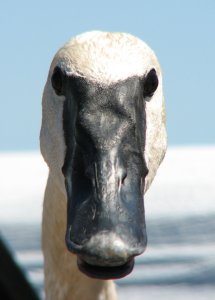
50 31 160 85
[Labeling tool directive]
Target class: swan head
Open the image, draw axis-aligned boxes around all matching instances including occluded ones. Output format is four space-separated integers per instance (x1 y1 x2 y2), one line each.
40 31 167 279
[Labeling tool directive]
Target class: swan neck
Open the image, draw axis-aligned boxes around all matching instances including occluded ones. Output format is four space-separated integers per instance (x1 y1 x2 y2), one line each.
42 174 117 300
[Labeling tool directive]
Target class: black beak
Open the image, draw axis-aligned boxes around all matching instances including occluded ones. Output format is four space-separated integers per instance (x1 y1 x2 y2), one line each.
77 256 135 280
64 150 147 279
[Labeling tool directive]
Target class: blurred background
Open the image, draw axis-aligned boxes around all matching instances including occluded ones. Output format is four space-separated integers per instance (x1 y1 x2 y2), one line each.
0 1 214 299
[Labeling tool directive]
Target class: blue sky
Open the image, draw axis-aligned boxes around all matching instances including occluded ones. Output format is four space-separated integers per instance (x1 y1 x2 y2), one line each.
0 0 214 150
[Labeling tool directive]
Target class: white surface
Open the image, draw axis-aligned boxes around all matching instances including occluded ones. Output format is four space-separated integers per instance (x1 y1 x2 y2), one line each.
0 146 215 223
145 146 215 218
0 152 48 223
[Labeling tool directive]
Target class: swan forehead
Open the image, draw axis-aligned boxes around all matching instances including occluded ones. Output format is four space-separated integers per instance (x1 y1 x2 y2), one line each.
51 31 160 85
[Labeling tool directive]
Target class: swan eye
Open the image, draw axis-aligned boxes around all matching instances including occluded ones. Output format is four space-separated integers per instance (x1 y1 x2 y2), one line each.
143 68 158 99
51 66 65 96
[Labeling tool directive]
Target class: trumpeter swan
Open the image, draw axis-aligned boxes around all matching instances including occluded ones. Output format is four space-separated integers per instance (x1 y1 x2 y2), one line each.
40 31 167 300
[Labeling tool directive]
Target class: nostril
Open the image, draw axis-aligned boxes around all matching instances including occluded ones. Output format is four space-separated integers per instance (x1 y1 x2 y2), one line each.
121 172 127 185
118 171 127 188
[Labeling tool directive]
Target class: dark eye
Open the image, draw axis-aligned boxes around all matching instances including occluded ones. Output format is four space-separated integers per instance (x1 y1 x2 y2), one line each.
51 66 65 96
143 68 159 99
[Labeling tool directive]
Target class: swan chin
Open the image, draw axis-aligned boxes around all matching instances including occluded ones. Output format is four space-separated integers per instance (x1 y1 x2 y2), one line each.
77 257 135 280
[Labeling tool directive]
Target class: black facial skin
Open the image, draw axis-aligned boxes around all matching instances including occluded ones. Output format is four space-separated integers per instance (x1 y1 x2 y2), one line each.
51 67 158 279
